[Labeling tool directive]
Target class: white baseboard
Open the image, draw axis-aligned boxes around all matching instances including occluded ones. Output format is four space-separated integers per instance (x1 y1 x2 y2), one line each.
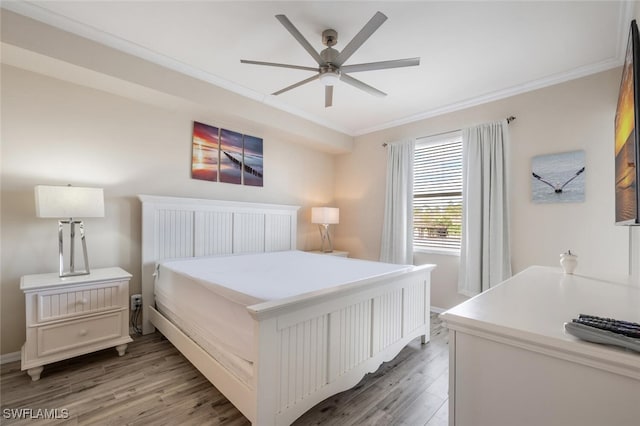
430 306 446 314
0 351 20 365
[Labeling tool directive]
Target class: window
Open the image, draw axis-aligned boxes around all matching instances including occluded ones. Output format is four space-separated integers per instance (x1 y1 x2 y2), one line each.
413 132 463 253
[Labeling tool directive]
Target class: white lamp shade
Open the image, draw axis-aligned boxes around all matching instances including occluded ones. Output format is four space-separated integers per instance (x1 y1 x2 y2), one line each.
311 207 339 224
35 185 105 218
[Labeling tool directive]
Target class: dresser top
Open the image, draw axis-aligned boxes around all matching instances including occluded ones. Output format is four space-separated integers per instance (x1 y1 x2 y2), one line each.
21 267 132 291
441 266 640 370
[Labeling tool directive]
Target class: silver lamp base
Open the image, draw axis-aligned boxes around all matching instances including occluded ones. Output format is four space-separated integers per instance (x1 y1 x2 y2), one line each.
318 223 334 253
58 219 91 277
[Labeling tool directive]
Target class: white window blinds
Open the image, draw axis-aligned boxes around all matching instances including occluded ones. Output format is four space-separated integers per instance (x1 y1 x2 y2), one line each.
413 132 463 251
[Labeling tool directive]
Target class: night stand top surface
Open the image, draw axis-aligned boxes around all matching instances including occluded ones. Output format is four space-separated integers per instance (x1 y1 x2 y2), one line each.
20 267 131 291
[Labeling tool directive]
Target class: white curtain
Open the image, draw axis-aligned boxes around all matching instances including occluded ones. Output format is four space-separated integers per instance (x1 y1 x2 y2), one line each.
380 139 415 264
458 120 512 296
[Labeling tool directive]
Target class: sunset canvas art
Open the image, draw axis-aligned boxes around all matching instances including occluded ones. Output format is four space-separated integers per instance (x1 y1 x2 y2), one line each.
219 128 244 185
191 121 219 182
191 121 263 187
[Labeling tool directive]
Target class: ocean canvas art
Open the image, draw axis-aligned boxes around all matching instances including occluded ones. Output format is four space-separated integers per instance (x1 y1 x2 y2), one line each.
531 150 585 203
191 121 219 182
243 135 264 187
191 121 264 187
219 129 243 185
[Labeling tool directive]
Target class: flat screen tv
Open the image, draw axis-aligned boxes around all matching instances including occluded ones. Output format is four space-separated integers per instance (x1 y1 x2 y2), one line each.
615 19 640 225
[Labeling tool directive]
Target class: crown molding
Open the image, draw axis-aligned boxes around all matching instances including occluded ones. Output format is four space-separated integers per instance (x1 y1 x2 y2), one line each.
1 1 352 136
3 0 632 138
355 1 633 136
355 57 623 136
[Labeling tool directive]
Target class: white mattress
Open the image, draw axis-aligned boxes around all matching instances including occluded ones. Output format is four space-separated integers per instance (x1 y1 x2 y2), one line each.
155 250 411 365
155 299 253 386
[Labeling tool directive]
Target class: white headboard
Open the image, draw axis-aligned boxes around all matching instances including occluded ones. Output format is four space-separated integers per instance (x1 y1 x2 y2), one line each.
138 194 300 334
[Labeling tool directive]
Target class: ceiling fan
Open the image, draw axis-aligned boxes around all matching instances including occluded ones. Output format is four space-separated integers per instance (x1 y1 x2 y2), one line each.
241 11 420 107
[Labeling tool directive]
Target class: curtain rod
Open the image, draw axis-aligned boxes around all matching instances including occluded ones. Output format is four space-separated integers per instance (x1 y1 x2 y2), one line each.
382 116 516 147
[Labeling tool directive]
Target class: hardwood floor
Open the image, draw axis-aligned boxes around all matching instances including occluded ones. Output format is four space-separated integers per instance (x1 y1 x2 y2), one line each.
1 314 448 425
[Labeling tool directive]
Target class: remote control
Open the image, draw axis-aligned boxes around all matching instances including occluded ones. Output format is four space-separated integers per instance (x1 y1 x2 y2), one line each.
564 321 640 353
574 314 640 339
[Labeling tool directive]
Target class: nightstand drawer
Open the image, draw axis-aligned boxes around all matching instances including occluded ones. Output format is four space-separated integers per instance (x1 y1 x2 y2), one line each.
36 281 127 323
37 312 123 357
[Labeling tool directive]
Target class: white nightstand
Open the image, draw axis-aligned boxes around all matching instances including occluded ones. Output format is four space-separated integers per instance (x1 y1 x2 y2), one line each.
307 250 349 257
20 267 133 381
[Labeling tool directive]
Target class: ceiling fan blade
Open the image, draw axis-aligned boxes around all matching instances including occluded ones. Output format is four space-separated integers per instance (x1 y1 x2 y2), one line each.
335 11 387 66
325 85 333 108
275 14 324 65
340 74 386 97
272 74 320 96
241 60 318 72
341 57 420 73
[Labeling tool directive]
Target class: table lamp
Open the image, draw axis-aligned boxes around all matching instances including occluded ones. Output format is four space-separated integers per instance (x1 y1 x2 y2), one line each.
35 185 104 277
311 207 339 253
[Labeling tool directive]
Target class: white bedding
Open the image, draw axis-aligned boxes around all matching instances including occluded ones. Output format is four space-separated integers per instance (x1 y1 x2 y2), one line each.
155 250 411 365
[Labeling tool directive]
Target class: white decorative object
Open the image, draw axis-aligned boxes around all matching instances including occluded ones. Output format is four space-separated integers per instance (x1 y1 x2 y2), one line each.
35 185 105 277
441 266 640 426
560 250 578 274
139 195 435 426
20 267 132 381
311 206 339 252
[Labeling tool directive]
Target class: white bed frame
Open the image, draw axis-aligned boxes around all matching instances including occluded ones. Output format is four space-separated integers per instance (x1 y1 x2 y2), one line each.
139 195 434 426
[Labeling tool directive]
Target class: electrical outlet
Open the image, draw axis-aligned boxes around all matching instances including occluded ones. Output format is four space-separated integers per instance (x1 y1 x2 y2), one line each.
130 294 142 310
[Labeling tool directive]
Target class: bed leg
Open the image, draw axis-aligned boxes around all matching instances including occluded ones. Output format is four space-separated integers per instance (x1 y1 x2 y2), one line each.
421 334 427 345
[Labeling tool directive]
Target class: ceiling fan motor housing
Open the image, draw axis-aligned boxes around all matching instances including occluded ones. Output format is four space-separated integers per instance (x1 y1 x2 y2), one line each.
322 29 338 47
320 47 339 65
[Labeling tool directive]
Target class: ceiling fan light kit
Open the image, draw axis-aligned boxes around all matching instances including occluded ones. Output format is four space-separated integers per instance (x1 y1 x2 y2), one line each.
319 68 340 86
241 11 420 107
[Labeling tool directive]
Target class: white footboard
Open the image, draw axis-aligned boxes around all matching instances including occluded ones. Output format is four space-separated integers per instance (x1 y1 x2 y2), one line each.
250 265 433 426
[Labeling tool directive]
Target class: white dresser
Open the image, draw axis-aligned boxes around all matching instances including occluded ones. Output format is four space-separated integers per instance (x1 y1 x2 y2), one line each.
441 266 640 426
20 267 133 381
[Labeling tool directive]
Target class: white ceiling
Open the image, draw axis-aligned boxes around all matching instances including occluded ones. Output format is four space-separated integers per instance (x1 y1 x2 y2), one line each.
3 1 632 136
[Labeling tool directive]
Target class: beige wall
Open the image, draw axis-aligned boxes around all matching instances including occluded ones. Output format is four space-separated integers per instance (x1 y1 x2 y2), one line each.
0 65 337 355
0 11 353 155
335 68 631 309
3 7 639 357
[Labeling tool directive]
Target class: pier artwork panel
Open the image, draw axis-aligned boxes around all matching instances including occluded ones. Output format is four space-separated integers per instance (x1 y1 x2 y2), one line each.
191 120 264 187
220 129 243 184
243 134 263 187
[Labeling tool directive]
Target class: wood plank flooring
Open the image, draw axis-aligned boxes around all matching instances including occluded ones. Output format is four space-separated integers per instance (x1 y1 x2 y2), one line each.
1 314 448 425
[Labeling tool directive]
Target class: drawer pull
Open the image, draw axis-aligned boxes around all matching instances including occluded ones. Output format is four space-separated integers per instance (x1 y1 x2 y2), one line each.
78 329 88 337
